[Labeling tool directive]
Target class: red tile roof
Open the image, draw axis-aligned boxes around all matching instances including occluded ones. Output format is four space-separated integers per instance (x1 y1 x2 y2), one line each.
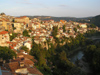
0 20 3 22
27 68 43 75
0 31 8 34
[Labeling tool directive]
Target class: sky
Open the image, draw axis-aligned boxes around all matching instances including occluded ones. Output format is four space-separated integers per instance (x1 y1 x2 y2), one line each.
0 0 100 17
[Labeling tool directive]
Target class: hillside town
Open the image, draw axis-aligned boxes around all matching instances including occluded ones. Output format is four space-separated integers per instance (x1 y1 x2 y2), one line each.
0 13 99 75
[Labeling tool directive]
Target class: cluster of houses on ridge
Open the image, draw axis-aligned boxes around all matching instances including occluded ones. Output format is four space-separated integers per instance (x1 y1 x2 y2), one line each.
0 13 99 50
0 13 99 75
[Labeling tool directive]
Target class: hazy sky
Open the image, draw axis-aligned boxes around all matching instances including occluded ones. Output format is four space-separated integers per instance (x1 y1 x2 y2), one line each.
0 0 100 17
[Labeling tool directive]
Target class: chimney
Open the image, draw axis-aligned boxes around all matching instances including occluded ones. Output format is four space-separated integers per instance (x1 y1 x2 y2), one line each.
19 62 24 67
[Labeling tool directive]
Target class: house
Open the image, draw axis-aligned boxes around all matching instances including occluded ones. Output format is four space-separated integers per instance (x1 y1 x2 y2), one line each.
13 22 22 28
79 23 87 28
4 56 43 75
0 31 10 47
13 22 24 33
60 20 67 24
14 16 29 24
0 18 11 30
23 42 32 50
8 37 32 50
0 20 5 32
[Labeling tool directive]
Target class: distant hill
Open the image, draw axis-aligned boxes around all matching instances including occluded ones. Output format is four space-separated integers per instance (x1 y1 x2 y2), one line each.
90 15 100 27
26 16 92 22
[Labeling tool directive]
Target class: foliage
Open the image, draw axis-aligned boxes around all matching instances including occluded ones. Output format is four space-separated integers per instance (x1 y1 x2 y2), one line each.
73 27 77 32
77 25 80 28
21 46 29 52
29 29 32 32
1 12 5 15
85 30 100 37
88 24 96 28
90 15 100 27
84 43 100 75
23 30 30 37
10 33 18 41
30 33 88 75
12 19 15 22
0 46 16 60
13 27 16 30
63 25 66 32
52 26 58 39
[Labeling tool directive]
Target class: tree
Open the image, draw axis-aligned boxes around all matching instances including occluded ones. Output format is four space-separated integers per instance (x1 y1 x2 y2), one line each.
90 24 96 28
77 25 80 28
0 46 16 60
23 30 30 37
63 25 66 32
10 33 18 41
84 45 96 62
52 26 58 39
92 48 100 72
30 42 40 59
38 52 46 66
1 12 5 15
21 46 29 52
73 27 77 32
59 51 67 62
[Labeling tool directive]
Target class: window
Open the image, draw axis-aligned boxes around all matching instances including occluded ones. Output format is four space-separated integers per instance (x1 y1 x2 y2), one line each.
7 23 10 25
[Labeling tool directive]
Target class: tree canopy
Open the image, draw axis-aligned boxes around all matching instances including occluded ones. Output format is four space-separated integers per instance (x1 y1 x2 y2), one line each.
23 30 30 37
21 46 29 52
0 46 16 60
52 26 58 39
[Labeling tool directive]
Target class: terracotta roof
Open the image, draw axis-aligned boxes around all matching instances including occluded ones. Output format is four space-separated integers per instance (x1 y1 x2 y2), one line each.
15 16 28 19
0 18 10 22
8 62 19 72
0 31 8 34
10 46 14 49
27 68 43 75
24 59 34 66
1 66 9 71
2 72 12 75
17 53 37 62
0 20 3 22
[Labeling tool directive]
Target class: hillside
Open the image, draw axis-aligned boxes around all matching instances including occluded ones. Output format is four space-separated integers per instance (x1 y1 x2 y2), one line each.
90 15 100 27
26 16 91 22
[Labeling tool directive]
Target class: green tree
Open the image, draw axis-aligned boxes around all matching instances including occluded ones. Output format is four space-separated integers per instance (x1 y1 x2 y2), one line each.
23 30 30 37
84 45 96 62
90 24 96 28
63 25 66 32
0 46 16 60
59 51 67 62
52 26 58 39
30 42 40 59
10 33 18 41
92 48 100 72
21 46 29 52
73 27 77 32
38 52 46 66
77 25 80 28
